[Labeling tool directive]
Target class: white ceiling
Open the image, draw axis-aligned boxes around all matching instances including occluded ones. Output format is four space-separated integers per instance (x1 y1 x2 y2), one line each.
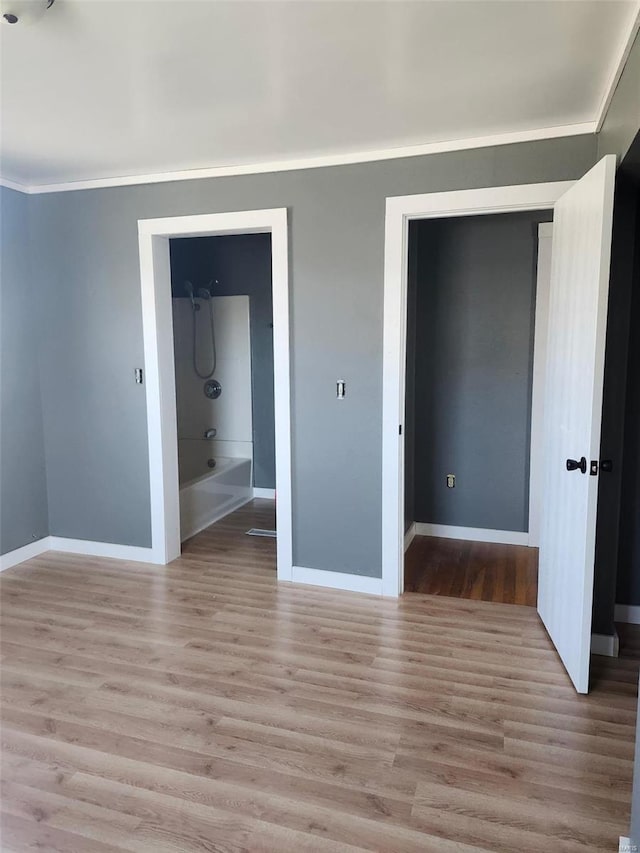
1 0 638 188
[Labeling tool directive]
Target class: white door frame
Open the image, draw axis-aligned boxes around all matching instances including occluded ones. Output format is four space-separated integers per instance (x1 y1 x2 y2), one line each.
528 222 554 548
137 208 293 581
381 182 573 597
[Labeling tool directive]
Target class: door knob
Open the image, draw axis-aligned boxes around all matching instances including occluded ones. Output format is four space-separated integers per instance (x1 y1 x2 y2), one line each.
566 457 587 474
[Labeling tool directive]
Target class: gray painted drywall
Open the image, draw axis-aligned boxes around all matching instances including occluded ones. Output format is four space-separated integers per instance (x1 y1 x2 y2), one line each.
592 173 638 632
0 186 49 554
410 211 551 533
27 134 597 574
616 173 640 608
598 29 640 163
170 234 275 489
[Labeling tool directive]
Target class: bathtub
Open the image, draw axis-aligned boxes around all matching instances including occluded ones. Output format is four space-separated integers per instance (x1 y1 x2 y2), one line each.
179 449 252 542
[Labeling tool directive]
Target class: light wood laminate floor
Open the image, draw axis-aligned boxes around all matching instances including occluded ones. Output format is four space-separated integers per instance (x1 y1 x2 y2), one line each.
1 500 637 852
404 535 539 606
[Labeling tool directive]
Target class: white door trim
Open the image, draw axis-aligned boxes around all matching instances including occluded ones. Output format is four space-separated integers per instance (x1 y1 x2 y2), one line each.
382 181 573 597
528 222 554 547
138 209 293 581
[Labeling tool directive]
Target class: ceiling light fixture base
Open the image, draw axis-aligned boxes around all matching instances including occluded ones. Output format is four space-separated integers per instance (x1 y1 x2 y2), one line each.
1 0 54 26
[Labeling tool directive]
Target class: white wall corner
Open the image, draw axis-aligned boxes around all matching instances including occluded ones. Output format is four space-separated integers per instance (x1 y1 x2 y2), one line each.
591 631 619 658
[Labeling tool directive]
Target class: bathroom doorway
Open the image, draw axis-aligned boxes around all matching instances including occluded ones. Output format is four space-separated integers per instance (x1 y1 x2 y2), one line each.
137 209 293 581
169 233 276 542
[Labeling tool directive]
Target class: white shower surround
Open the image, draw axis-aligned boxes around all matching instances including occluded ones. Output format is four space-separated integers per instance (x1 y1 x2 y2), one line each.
173 296 253 472
173 294 254 539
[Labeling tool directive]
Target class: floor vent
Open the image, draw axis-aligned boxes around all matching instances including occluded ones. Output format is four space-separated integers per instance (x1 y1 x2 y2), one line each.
246 528 277 538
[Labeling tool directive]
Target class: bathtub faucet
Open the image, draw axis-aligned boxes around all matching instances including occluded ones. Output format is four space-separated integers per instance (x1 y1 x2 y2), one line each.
204 428 217 439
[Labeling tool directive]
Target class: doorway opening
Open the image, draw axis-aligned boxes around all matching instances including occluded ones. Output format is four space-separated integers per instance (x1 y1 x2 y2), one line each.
381 181 573 600
382 161 616 694
402 212 552 605
169 233 276 543
137 209 292 582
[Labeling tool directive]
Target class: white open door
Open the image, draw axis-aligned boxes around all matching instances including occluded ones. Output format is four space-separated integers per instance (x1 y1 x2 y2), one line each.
538 155 616 694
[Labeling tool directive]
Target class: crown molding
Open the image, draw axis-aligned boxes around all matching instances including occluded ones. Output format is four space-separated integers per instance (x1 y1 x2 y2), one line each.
0 122 597 196
0 176 30 193
595 2 640 132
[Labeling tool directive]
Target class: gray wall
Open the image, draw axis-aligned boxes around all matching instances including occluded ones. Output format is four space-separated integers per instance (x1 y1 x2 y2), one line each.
27 134 597 574
409 211 551 533
595 23 640 613
598 29 640 163
592 166 638 631
616 166 640 608
0 186 49 554
169 233 275 489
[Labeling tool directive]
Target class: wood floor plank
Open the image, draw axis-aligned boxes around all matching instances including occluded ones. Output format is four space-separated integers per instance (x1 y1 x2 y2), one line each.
413 777 623 844
1 500 637 852
405 534 538 605
1 811 129 853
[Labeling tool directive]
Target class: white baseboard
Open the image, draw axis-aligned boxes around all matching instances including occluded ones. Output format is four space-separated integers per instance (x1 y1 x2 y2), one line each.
1 535 158 571
619 836 636 852
49 537 157 564
291 565 383 596
615 604 640 625
404 522 416 552
253 487 276 500
591 631 619 657
414 523 529 547
0 536 52 572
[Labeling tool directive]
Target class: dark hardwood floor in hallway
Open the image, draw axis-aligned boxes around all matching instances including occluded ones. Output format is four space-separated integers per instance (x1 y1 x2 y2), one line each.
404 535 539 606
1 501 637 852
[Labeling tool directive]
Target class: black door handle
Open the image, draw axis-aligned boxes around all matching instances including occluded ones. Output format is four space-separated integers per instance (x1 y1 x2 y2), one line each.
566 457 587 474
